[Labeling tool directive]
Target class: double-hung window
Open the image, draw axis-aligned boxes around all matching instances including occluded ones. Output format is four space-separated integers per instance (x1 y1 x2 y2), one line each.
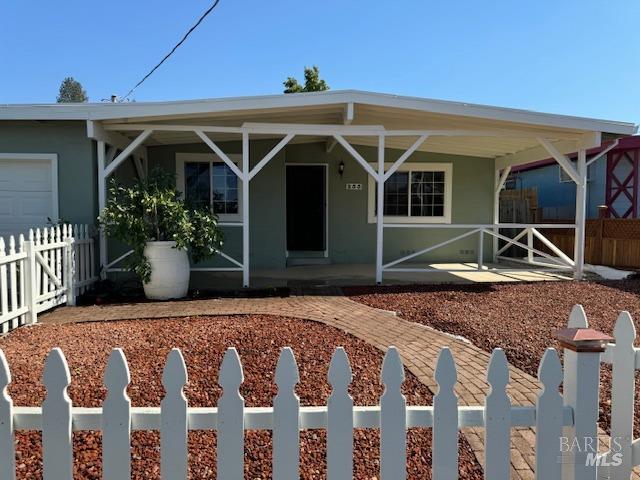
368 162 452 223
176 153 242 221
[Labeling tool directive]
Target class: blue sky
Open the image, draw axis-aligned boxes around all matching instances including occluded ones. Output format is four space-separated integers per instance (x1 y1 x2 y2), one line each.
2 0 639 124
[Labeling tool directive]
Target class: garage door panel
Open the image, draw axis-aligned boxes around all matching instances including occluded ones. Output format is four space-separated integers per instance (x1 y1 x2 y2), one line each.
0 156 57 238
0 161 53 191
0 193 13 216
22 192 54 216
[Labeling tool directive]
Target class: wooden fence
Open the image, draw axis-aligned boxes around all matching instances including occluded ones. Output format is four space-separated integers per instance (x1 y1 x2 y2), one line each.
539 218 640 270
0 305 637 479
0 224 97 333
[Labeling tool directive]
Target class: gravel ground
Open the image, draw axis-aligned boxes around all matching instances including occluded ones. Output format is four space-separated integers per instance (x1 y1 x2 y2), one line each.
0 314 482 479
346 279 640 437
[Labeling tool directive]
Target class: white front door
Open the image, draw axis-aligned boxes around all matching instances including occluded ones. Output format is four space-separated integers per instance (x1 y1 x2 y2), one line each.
0 154 58 238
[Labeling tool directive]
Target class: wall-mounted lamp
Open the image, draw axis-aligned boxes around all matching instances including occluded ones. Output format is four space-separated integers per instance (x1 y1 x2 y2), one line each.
338 160 345 176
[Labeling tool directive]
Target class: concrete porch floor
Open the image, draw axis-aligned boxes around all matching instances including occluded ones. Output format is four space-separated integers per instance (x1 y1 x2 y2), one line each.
190 262 572 289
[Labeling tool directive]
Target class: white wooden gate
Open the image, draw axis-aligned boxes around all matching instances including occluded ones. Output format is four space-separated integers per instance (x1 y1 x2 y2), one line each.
0 224 97 333
0 305 637 479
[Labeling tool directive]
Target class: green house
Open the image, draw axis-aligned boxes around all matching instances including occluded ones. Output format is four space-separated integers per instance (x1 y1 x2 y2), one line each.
0 91 636 287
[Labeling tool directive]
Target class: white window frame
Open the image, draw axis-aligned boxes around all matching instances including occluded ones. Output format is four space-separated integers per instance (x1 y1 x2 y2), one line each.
176 152 243 222
0 153 59 223
367 162 452 224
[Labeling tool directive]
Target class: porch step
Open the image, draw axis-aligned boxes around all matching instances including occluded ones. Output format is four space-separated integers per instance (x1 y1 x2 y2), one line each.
286 257 331 267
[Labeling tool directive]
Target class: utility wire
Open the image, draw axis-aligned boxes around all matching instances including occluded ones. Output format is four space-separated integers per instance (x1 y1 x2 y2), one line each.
120 0 221 101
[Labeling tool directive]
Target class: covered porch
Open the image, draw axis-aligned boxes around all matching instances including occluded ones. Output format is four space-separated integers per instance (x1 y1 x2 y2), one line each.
87 91 633 287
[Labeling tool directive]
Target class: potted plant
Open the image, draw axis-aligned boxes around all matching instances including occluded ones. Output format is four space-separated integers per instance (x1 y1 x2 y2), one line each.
99 168 223 300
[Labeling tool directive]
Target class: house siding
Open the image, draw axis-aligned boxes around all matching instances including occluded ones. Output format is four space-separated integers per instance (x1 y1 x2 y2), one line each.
148 141 494 270
0 120 97 226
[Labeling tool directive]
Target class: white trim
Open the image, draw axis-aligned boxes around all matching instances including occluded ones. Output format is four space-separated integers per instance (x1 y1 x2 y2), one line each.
332 135 379 178
0 153 59 223
284 163 329 258
242 132 250 287
586 139 618 167
559 162 592 183
367 162 452 224
375 135 384 283
194 130 243 178
2 90 635 135
103 129 152 178
175 152 243 222
248 133 294 181
537 138 581 185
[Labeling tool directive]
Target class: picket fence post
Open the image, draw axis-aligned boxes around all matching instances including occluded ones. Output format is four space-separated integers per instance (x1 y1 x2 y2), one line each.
22 236 37 325
603 312 636 480
8 236 18 331
380 346 406 480
161 349 188 480
218 347 245 480
536 348 564 480
42 348 73 480
0 350 15 480
484 349 511 479
18 234 25 327
0 239 7 329
64 232 76 307
103 348 131 480
433 347 458 480
327 347 353 479
273 347 300 480
557 305 611 480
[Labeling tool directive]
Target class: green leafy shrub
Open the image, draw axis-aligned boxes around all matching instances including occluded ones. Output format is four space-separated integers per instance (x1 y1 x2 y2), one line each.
98 168 224 282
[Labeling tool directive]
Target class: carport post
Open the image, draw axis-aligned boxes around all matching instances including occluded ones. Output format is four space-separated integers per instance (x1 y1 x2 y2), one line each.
242 132 250 287
97 140 107 279
375 135 385 284
573 148 587 279
493 166 511 261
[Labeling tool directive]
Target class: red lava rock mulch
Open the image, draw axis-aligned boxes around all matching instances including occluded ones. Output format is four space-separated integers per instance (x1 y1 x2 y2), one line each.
346 279 640 437
0 314 483 480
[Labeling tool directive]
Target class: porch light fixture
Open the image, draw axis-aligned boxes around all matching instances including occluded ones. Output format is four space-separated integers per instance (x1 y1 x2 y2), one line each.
338 160 345 176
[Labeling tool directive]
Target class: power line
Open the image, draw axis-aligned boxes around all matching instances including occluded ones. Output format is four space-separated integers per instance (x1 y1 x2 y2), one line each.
120 0 222 101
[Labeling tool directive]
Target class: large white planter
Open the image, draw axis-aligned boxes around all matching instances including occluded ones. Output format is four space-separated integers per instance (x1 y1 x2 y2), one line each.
143 241 190 300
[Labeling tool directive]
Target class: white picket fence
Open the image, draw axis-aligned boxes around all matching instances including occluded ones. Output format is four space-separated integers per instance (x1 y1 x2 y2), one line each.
0 305 637 479
0 224 97 333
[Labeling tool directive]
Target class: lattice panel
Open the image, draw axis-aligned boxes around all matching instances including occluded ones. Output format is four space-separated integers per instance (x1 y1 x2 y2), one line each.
606 149 639 218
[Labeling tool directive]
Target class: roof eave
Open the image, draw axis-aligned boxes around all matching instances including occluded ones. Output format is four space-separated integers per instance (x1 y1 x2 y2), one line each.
0 90 636 136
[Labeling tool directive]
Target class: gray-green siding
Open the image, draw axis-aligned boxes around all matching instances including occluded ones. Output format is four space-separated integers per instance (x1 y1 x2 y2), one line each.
0 121 97 225
148 140 494 269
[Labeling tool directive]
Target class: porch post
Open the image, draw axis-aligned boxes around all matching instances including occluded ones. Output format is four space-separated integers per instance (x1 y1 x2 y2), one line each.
97 140 107 279
242 132 250 287
493 166 510 262
375 135 384 284
573 148 587 279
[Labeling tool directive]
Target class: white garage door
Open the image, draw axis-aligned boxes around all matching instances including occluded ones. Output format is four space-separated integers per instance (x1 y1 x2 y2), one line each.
0 154 58 238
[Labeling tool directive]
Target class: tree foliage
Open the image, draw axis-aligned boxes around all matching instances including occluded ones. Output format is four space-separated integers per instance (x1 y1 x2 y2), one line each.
283 66 329 94
56 77 88 103
98 168 224 282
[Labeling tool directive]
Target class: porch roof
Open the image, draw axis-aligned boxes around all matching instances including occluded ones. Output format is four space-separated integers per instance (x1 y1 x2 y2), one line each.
2 90 637 163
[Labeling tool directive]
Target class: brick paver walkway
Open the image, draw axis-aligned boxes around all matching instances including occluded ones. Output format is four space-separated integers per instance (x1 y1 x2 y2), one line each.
40 292 612 479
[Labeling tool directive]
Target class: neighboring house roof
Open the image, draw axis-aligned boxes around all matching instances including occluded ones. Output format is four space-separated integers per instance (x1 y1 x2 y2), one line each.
510 135 640 173
0 89 637 136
